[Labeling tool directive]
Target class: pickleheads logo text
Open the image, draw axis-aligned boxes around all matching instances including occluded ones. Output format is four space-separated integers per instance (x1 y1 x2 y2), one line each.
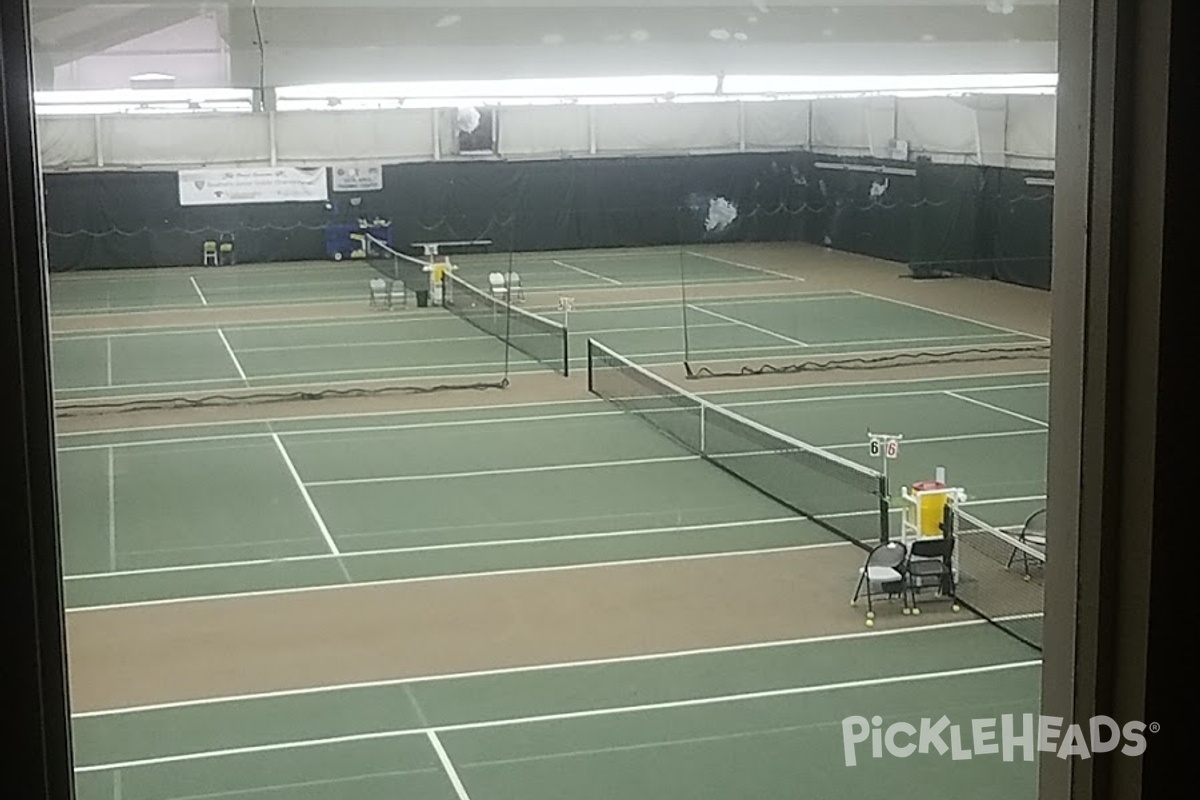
841 715 1156 766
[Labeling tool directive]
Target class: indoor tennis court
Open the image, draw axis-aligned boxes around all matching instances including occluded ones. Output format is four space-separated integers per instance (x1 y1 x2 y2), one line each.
53 239 1049 799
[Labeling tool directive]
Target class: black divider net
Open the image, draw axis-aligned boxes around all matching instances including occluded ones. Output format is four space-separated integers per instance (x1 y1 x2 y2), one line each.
444 272 569 378
45 156 1051 295
588 338 889 549
949 505 1046 651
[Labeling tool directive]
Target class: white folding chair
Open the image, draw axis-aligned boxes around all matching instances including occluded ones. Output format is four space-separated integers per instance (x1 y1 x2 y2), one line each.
488 272 508 299
851 541 913 627
509 271 525 302
389 280 406 309
368 278 389 308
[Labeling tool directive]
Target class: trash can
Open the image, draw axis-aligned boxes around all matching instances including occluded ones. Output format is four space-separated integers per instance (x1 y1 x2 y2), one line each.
911 480 949 536
415 289 429 307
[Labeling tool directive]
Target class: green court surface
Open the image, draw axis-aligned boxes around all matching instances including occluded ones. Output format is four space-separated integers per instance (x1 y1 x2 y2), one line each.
48 248 777 316
57 370 1046 609
56 255 1049 799
72 624 1040 800
50 290 1046 403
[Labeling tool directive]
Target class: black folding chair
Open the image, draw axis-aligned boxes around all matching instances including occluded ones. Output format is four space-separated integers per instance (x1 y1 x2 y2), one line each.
1006 508 1047 579
906 531 960 615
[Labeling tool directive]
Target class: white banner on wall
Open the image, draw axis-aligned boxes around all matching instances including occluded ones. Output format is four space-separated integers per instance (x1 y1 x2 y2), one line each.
331 162 384 192
178 167 329 206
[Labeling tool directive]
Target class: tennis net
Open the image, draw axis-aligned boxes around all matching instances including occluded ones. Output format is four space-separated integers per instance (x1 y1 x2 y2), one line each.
444 272 569 377
365 235 434 286
948 505 1045 650
587 339 889 549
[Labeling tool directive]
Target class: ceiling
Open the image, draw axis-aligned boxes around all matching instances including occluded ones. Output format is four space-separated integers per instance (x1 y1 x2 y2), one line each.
31 1 1059 89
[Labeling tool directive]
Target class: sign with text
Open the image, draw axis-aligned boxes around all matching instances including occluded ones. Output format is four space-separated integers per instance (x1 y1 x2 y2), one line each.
331 162 384 192
179 167 328 206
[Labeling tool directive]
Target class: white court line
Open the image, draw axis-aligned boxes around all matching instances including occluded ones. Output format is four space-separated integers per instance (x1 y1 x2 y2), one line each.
850 290 1050 342
54 356 519 395
306 455 698 488
824 428 1045 452
159 768 442 800
229 330 1025 362
686 304 809 347
54 294 372 317
56 381 1050 453
188 276 209 306
56 324 1045 398
107 447 117 572
61 486 1048 585
552 259 622 286
64 517 805 581
959 494 1045 508
685 250 805 282
945 391 1048 428
65 542 851 613
53 312 454 341
270 433 341 558
56 370 1048 440
105 337 113 386
565 292 853 317
305 428 1049 489
428 732 473 800
72 617 999 719
231 322 729 355
52 261 356 282
216 329 248 383
73 660 1038 773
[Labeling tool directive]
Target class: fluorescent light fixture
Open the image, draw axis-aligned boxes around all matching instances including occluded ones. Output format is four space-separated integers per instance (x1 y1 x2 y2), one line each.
34 88 253 115
277 97 406 111
724 73 1057 95
401 97 577 109
276 76 717 101
669 94 770 104
35 102 252 116
1025 177 1054 187
35 88 251 106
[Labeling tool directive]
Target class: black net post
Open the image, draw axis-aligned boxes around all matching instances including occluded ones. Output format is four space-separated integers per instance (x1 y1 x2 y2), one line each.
878 476 891 543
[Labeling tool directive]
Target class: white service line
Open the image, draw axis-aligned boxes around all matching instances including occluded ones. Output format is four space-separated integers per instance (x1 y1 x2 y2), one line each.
188 276 209 306
216 329 248 383
64 517 807 581
65 542 849 613
63 489 1048 585
824 428 1045 452
270 433 341 557
54 371 1048 441
958 494 1046 508
552 259 622 285
105 336 113 386
850 289 1050 342
73 660 1039 773
686 304 809 347
306 455 697 488
685 251 805 282
427 732 473 800
72 617 996 719
55 381 1051 454
944 390 1048 428
107 447 117 572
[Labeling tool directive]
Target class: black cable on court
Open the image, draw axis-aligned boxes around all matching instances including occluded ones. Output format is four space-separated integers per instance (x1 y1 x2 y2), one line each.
682 344 1051 380
54 378 510 419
